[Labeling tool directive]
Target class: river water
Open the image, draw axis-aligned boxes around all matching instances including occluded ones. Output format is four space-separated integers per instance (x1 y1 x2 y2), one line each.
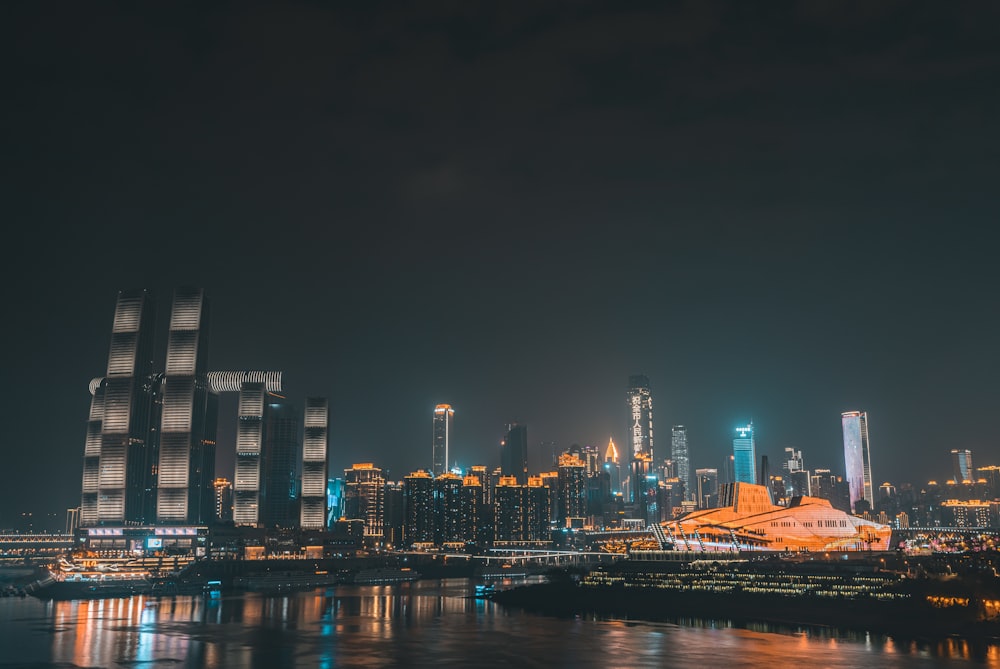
1 577 998 668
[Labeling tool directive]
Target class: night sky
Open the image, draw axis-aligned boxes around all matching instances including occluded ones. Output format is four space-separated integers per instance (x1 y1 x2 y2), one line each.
4 2 999 528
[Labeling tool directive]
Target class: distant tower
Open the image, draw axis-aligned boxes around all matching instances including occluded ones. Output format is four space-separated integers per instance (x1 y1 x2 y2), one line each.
300 397 329 529
842 410 873 513
80 289 157 527
604 437 622 495
783 447 811 498
626 375 654 459
732 423 756 485
952 449 974 483
501 423 528 484
671 426 690 501
696 468 719 509
156 288 217 525
432 404 455 477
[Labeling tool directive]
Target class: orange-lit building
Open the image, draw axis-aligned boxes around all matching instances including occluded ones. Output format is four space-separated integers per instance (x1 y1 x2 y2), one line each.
661 482 892 552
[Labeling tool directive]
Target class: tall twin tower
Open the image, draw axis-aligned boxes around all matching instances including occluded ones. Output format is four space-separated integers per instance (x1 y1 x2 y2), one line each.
80 288 328 529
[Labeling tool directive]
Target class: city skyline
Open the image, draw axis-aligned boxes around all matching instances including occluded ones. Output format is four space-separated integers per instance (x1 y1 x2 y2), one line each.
4 3 999 526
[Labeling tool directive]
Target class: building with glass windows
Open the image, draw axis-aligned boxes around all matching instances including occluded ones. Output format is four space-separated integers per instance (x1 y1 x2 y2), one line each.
432 404 455 477
626 375 654 459
732 423 756 485
842 411 873 513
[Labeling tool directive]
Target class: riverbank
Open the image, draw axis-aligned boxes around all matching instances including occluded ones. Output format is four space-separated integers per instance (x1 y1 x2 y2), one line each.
491 567 1000 642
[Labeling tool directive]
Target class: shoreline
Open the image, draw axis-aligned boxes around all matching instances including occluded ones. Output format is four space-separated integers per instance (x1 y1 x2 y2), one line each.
490 579 1000 643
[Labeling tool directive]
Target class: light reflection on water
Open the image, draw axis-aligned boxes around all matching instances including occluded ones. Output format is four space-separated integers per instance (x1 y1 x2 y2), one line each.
1 577 998 668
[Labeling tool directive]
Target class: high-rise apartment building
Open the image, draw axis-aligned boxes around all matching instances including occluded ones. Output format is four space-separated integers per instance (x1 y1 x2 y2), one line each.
493 476 550 544
501 423 528 484
671 426 690 501
732 423 756 485
434 472 465 545
403 471 434 546
842 410 874 513
300 397 328 529
81 289 158 527
343 463 385 542
432 404 455 477
626 375 654 459
556 452 587 525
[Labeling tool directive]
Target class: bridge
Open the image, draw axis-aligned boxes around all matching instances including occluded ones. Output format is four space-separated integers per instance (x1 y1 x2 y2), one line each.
0 533 75 563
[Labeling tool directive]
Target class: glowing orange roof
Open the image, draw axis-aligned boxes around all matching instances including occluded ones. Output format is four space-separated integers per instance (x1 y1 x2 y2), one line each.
662 482 892 552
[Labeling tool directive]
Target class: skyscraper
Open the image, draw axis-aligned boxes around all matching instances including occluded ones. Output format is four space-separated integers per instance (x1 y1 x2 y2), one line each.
626 375 654 459
432 404 455 477
262 400 301 528
952 449 974 484
233 381 267 527
732 423 756 485
842 410 873 513
300 397 328 529
501 423 528 484
403 471 435 546
343 463 385 542
80 289 157 527
671 426 690 501
604 438 621 494
156 288 218 525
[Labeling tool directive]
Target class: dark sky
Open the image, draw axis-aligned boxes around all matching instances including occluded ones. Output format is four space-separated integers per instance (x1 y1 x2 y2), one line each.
4 1 999 528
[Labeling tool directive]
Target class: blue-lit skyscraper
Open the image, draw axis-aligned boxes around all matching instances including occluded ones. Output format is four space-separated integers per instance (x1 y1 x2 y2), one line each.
732 423 756 485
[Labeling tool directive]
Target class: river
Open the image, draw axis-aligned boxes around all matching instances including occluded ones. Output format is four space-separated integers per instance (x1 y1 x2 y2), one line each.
1 577 997 667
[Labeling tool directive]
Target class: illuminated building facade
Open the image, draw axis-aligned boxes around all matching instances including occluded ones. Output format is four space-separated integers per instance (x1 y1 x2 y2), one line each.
494 476 550 544
81 289 158 527
940 499 992 528
403 471 434 546
627 375 654 459
842 410 874 513
604 438 622 494
671 426 690 501
732 424 756 485
300 397 328 529
233 381 267 527
343 463 385 542
156 288 218 525
435 472 464 545
631 453 657 522
501 423 528 484
557 453 587 525
952 449 974 483
213 478 232 521
661 482 892 552
432 404 454 477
